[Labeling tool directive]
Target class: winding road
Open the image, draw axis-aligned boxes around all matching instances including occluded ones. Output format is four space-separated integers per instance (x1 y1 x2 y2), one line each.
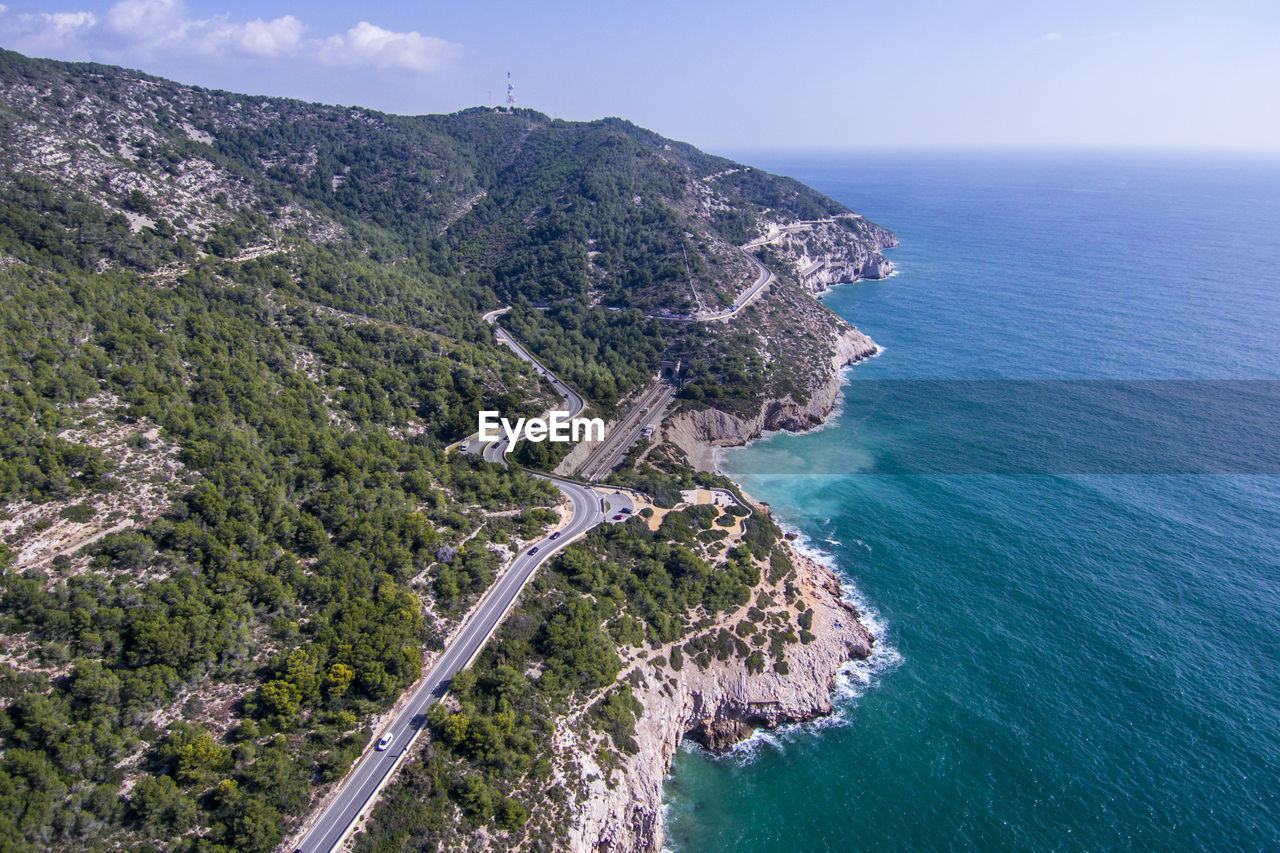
294 313 629 853
657 245 775 323
296 232 784 849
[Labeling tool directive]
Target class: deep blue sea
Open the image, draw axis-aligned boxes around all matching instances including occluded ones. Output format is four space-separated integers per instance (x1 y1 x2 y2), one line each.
663 151 1280 851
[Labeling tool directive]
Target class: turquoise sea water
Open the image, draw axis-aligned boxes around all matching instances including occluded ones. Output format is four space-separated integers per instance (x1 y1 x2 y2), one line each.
663 152 1280 851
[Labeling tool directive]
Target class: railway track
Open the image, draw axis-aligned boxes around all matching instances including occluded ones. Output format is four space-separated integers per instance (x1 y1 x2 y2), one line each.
576 381 676 481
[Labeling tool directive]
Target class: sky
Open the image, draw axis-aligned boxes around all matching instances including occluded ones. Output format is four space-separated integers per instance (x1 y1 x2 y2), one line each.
2 0 1279 151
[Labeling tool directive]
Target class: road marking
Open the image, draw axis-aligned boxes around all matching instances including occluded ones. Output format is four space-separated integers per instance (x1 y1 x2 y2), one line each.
296 322 615 853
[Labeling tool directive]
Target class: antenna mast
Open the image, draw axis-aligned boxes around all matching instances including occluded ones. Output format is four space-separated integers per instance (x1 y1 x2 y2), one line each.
506 72 516 112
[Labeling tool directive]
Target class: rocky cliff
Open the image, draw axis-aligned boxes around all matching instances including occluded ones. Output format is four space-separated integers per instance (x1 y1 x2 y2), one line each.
563 538 875 852
667 324 879 471
750 214 898 295
544 210 888 851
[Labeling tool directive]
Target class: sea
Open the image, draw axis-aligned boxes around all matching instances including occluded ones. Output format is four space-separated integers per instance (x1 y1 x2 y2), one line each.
662 150 1280 851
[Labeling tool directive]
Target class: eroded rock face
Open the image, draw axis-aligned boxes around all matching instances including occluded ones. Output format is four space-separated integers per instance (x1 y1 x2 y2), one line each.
686 716 756 752
557 219 890 853
564 544 874 852
667 326 879 471
752 214 898 295
857 253 895 281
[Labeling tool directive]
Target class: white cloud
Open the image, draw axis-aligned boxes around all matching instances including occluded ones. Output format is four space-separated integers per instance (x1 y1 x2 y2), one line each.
234 16 304 58
321 21 459 73
41 11 97 35
106 0 181 39
161 13 305 60
0 10 97 53
1036 31 1064 43
0 2 455 72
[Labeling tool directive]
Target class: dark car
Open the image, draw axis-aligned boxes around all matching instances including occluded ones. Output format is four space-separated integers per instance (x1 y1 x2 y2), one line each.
529 546 539 555
550 532 561 540
620 507 632 514
612 514 624 521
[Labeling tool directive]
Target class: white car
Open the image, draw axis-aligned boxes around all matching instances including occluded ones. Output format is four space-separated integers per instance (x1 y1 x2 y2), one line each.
376 733 394 751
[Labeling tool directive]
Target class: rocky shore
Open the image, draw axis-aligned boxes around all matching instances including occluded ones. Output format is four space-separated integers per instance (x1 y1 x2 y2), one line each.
558 245 885 849
750 214 898 295
551 218 890 852
564 535 875 853
666 324 879 471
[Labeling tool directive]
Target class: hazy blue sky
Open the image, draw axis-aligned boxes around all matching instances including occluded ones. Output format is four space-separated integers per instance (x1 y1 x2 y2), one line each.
3 0 1278 151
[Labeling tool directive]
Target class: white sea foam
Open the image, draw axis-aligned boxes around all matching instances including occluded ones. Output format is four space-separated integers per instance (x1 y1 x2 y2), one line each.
674 520 902 770
707 378 902 767
778 520 836 569
786 523 898 658
784 524 894 646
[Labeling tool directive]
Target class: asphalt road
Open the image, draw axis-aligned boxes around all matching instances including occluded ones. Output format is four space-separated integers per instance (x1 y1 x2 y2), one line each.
487 308 587 419
659 248 774 323
705 251 773 321
294 480 606 853
295 313 620 853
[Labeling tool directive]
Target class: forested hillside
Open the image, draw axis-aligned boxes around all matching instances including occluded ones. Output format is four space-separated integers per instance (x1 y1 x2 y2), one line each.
0 47 890 851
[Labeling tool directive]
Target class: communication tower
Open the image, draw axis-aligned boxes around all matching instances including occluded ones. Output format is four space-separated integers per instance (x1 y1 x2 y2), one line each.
506 72 516 111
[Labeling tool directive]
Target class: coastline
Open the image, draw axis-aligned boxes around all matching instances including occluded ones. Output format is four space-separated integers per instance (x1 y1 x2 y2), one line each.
567 317 886 852
705 342 884 472
564 515 877 853
667 324 880 472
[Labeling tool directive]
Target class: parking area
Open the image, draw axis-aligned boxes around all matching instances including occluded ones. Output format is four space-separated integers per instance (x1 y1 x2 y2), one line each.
599 490 637 523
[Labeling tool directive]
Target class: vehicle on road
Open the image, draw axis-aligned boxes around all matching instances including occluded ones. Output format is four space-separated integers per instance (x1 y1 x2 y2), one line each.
620 507 632 514
612 514 624 521
296 315 624 853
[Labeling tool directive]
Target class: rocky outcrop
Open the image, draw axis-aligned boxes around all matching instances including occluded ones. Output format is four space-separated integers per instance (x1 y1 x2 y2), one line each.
749 214 898 295
564 542 874 852
666 325 879 471
557 215 890 853
546 212 889 851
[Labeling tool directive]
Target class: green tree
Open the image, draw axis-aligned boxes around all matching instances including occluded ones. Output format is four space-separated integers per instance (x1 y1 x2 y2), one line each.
324 662 356 699
441 713 470 747
129 774 196 832
259 679 301 721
